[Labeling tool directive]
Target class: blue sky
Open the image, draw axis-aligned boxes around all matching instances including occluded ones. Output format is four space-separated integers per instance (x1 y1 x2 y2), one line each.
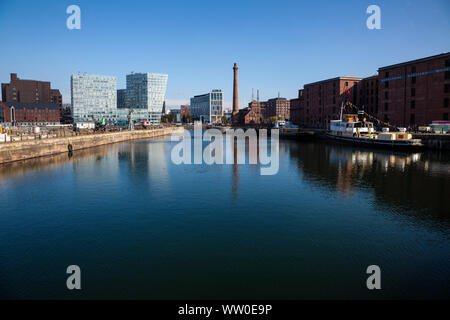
0 0 449 109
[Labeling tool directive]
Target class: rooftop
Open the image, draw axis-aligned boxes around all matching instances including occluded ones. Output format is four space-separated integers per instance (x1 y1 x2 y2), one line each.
379 52 450 70
304 75 363 87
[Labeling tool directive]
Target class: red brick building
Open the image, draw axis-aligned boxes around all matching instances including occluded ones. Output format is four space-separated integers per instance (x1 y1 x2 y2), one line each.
2 73 62 107
358 75 379 116
291 76 361 128
377 52 450 127
290 89 304 126
234 100 261 126
0 101 61 125
291 53 450 128
180 105 191 121
264 97 290 120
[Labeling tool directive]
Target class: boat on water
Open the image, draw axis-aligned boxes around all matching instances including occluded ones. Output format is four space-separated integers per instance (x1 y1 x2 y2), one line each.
327 113 423 149
274 120 315 139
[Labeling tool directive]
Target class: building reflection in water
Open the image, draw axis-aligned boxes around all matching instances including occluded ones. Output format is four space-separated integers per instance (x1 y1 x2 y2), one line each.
0 144 113 183
232 138 239 200
288 141 450 222
0 136 170 191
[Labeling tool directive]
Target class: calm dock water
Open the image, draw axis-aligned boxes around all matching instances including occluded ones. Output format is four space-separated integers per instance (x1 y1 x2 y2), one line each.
0 136 449 299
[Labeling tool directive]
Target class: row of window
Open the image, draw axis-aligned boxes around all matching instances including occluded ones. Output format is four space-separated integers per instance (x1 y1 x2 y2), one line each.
384 59 450 79
384 84 449 100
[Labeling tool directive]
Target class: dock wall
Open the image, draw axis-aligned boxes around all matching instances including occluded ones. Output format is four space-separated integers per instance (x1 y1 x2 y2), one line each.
0 127 184 164
412 134 450 151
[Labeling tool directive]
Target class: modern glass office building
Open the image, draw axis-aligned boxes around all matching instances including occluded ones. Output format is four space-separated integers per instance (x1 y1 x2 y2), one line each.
121 73 168 123
71 74 117 123
190 89 223 123
72 73 168 125
117 89 129 108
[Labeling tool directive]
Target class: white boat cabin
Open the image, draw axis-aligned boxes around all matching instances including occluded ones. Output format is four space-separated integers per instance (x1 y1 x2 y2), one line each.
330 114 374 135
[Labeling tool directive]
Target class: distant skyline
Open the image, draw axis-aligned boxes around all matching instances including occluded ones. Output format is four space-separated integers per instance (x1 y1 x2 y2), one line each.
0 0 449 109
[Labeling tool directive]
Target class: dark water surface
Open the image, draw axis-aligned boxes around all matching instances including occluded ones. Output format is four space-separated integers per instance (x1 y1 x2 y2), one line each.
0 136 449 299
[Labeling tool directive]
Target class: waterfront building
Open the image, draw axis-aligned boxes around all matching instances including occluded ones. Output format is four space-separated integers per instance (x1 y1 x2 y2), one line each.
357 75 379 117
180 105 191 121
291 76 361 128
234 89 262 126
290 89 304 126
126 73 168 111
264 96 291 120
0 101 60 125
118 73 168 124
2 73 62 107
190 89 224 123
235 105 260 126
71 74 117 123
291 52 450 128
377 52 450 127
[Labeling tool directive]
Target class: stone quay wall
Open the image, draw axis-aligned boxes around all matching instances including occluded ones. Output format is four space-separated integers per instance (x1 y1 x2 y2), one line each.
0 127 184 164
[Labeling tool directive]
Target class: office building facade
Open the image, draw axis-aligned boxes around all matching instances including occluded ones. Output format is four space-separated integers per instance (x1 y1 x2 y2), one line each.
71 74 117 123
117 73 168 124
190 90 223 123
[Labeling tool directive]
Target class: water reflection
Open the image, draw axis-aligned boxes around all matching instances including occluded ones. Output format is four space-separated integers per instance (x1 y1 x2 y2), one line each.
288 141 450 222
0 136 170 186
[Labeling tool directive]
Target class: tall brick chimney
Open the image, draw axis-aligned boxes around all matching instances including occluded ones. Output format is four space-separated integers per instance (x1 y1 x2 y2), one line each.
232 63 239 122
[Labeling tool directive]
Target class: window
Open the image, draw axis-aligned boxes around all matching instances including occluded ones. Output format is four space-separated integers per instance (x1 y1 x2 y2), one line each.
411 77 416 84
446 84 450 93
445 98 449 108
410 114 415 124
446 59 450 67
446 71 450 80
411 88 416 97
385 103 388 111
411 66 416 73
385 91 389 99
385 81 389 88
444 113 449 120
385 72 389 78
345 82 348 87
411 100 415 109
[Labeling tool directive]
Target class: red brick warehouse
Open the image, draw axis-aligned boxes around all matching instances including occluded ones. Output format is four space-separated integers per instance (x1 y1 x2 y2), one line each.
0 101 61 125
